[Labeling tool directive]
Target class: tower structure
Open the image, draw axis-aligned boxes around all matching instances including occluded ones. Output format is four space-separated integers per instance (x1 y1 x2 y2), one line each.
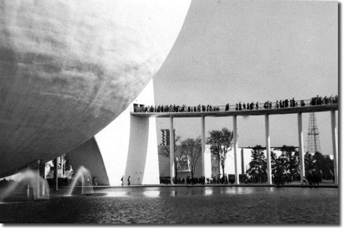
307 113 321 154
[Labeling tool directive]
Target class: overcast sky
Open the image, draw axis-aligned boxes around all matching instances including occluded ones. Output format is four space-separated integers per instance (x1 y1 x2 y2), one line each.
153 0 338 155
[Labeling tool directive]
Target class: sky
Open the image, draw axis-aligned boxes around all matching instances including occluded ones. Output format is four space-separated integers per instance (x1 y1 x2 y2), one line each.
153 0 338 155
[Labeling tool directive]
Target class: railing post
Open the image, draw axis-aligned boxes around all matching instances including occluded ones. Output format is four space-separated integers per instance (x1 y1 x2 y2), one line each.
331 110 338 184
297 112 305 184
265 114 272 184
233 115 239 184
169 116 175 185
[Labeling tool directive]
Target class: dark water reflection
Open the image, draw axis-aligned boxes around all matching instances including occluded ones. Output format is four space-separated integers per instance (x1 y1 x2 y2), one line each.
0 186 339 224
97 186 319 198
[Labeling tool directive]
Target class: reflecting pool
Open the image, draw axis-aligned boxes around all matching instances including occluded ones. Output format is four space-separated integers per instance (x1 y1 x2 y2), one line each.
0 186 339 224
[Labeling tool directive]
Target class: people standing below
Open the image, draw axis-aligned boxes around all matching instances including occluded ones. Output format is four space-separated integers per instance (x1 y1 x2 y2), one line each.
127 176 131 186
121 176 124 186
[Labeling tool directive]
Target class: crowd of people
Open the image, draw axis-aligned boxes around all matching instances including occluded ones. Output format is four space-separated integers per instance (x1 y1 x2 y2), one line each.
159 176 206 185
234 98 299 111
134 104 220 113
310 95 338 106
133 95 338 113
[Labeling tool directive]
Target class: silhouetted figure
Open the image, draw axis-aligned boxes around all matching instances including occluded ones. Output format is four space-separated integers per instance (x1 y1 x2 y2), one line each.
127 176 131 186
317 95 322 105
92 177 98 186
225 103 229 111
301 100 305 106
323 96 329 104
121 176 124 186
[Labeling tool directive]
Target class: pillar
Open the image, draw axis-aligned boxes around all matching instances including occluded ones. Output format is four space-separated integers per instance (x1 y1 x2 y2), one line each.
297 112 305 184
37 159 43 197
265 114 272 184
331 110 338 184
27 166 30 199
54 158 58 191
233 115 239 184
61 155 64 176
169 116 175 185
241 148 244 174
201 116 206 180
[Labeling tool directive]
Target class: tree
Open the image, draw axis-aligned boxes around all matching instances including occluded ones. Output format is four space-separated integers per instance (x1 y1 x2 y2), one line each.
246 145 267 183
180 137 202 180
206 128 234 179
322 155 335 180
304 152 314 175
280 146 300 181
313 151 325 173
304 151 324 185
159 134 181 181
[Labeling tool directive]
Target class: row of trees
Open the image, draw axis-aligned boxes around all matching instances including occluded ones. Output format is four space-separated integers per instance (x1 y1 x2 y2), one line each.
246 145 335 185
159 135 202 180
159 127 234 180
159 128 335 185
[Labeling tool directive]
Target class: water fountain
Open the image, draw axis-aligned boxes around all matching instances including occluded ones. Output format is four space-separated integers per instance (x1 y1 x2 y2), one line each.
0 169 50 202
66 166 94 196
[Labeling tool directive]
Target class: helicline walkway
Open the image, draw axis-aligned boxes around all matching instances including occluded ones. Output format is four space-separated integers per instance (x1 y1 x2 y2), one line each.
130 98 339 187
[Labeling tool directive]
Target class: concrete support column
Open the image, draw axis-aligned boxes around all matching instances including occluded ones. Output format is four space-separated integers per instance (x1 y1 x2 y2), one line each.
38 159 45 178
265 114 272 184
331 110 338 185
61 155 64 176
201 116 206 180
27 166 31 199
233 115 239 184
54 158 58 191
37 159 42 197
297 112 305 184
169 116 175 185
241 148 244 174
